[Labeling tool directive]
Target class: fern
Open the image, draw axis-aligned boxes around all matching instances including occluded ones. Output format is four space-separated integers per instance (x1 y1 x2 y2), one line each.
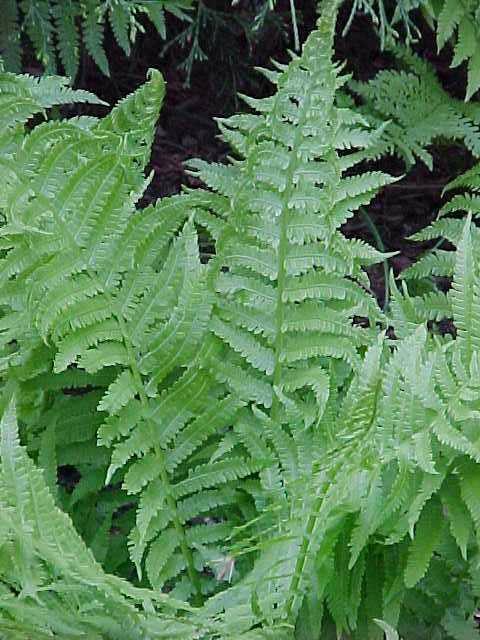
400 162 480 324
433 0 480 100
0 56 262 607
0 399 209 639
1 0 193 79
342 0 480 100
351 47 480 169
2 1 480 638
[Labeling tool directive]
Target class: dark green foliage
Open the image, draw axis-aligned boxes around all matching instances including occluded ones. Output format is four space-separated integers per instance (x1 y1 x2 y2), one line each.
1 0 193 78
344 0 480 99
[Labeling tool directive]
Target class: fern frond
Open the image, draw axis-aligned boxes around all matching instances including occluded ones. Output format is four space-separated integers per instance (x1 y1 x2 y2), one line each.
0 399 221 639
52 0 80 78
82 0 110 76
20 0 55 73
4 0 193 80
0 67 218 601
109 1 132 56
178 0 406 615
351 47 480 169
435 0 480 100
449 218 480 367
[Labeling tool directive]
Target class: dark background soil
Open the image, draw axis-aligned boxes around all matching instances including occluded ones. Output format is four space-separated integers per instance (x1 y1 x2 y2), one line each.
44 0 476 307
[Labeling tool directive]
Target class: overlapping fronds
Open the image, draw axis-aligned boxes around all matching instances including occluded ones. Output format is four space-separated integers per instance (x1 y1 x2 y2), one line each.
2 1 480 638
211 232 480 637
107 0 399 606
1 0 193 78
0 399 208 639
189 0 393 434
0 59 260 604
351 47 480 169
343 0 480 100
0 66 104 158
0 64 163 578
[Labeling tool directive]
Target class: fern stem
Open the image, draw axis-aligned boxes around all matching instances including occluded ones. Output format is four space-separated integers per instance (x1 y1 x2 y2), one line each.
289 0 300 51
360 207 390 310
271 0 338 426
270 114 313 423
271 193 289 422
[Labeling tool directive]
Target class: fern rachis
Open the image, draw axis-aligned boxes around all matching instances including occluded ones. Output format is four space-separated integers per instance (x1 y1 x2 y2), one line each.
3 2 480 638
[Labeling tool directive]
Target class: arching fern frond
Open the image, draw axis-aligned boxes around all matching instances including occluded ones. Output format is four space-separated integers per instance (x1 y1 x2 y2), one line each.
0 62 258 605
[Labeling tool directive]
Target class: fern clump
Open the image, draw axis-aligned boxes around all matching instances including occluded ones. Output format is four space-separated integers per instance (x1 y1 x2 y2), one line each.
0 65 205 585
2 0 480 638
103 0 396 605
0 400 207 639
0 44 260 607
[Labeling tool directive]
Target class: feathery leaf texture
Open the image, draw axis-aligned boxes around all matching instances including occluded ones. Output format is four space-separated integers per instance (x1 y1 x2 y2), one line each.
0 399 209 639
1 0 193 79
1 2 480 638
344 0 480 101
351 46 480 169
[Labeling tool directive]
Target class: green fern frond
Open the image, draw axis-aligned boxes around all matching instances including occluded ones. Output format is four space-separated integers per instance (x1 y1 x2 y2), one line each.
449 218 480 368
435 0 480 100
0 398 226 639
351 47 480 169
440 476 473 560
21 0 56 73
0 61 268 602
109 1 133 56
82 0 108 76
188 0 392 446
4 0 193 80
0 69 104 150
52 0 81 79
